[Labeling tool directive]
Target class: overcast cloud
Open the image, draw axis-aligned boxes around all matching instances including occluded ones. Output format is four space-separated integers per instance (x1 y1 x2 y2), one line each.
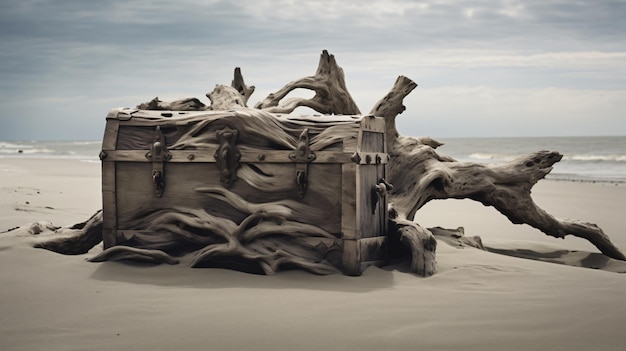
1 0 625 140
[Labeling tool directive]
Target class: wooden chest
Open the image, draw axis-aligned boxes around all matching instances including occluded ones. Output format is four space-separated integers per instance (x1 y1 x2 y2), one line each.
100 108 389 275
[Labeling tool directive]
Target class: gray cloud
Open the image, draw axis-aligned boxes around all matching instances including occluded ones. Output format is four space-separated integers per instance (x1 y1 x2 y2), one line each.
1 0 625 140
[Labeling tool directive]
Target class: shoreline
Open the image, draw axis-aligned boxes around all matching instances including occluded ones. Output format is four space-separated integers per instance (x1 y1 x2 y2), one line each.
546 175 626 186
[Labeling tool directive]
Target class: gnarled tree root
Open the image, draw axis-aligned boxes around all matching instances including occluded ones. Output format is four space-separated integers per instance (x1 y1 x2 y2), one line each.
389 139 626 261
255 50 361 115
88 246 179 265
136 97 207 111
388 209 437 277
33 210 103 255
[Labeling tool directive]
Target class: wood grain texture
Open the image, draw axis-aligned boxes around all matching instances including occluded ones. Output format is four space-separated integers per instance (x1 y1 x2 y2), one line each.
101 118 119 248
33 210 104 255
255 50 361 115
102 110 387 275
230 67 255 106
136 97 207 111
369 75 417 151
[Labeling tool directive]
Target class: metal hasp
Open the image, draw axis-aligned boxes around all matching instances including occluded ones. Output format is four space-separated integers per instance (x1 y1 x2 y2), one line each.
145 126 171 197
289 128 316 198
371 178 393 214
214 127 241 188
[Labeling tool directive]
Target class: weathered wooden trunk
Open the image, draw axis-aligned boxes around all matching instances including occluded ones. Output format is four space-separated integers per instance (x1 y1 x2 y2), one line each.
100 108 389 275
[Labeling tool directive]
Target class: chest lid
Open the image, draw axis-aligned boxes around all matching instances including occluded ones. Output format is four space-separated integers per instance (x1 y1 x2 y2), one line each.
104 107 387 161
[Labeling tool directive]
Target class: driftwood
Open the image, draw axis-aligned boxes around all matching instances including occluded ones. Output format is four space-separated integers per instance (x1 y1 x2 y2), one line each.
31 50 626 276
254 50 361 115
206 84 247 110
369 75 418 151
137 97 207 111
231 67 255 106
88 246 179 265
388 139 626 261
32 210 103 255
137 67 254 111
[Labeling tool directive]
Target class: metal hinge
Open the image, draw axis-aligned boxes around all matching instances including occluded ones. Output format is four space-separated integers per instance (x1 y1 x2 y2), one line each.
145 126 171 197
371 178 393 214
214 127 241 188
289 128 316 198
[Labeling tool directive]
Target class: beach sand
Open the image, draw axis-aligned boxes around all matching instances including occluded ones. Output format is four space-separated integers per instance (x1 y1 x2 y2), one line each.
1 158 626 351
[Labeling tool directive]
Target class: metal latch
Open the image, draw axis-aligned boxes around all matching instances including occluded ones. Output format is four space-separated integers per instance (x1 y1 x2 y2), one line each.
289 128 316 198
371 178 393 214
214 127 241 188
145 126 171 197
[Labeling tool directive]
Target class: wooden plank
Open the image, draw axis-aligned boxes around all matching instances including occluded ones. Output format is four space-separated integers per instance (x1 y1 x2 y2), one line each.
358 122 388 241
101 118 120 249
106 107 135 120
101 119 119 151
360 132 385 153
102 161 117 248
355 163 363 242
101 149 374 164
243 150 357 164
114 162 343 235
378 162 388 240
341 163 357 240
114 110 366 127
360 115 385 133
341 239 361 276
359 236 387 263
359 164 384 238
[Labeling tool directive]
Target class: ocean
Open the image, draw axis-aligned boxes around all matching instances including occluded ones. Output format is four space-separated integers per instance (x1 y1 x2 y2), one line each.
436 136 626 184
1 136 625 183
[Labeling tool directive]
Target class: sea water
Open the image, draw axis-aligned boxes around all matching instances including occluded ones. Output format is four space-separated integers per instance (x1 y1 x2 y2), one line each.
1 137 625 183
436 136 626 183
0 140 102 162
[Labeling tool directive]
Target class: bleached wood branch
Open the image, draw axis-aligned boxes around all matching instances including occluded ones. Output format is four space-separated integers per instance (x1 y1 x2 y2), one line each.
231 67 255 106
369 75 418 150
137 97 207 111
388 141 626 261
255 50 361 115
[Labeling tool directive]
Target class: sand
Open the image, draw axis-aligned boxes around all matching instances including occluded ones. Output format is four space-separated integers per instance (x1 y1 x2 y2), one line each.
1 158 626 351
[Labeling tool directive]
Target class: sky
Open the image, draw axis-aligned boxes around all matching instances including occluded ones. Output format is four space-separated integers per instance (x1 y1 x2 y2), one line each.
1 0 625 140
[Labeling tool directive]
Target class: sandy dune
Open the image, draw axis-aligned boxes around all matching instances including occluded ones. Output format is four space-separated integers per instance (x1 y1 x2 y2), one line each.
1 158 626 351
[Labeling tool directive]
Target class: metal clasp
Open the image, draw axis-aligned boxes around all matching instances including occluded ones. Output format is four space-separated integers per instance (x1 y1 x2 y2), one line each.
289 128 316 198
145 126 171 197
371 178 393 214
214 127 241 188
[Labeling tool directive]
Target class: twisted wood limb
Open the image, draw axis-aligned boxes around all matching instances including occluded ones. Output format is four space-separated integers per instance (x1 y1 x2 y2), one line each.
388 141 626 261
371 74 437 276
206 84 247 110
372 73 625 263
136 97 207 111
205 68 255 110
231 67 255 106
254 50 361 115
33 210 103 254
388 207 437 276
88 246 179 265
369 75 418 150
